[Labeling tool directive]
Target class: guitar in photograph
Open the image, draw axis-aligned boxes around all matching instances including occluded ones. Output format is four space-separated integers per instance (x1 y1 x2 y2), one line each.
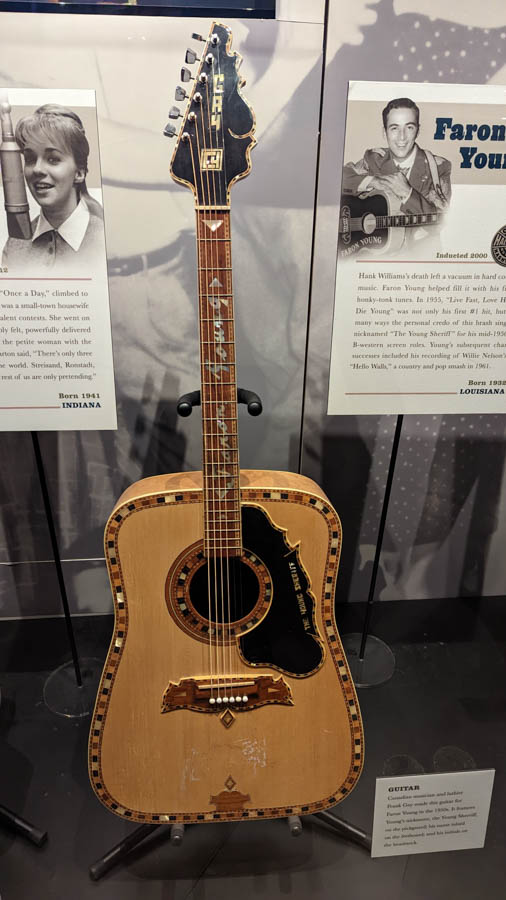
339 190 441 257
89 21 363 824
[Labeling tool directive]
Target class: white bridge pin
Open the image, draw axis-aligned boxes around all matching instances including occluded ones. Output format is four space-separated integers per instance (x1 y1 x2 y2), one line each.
209 697 216 705
216 697 222 705
228 696 235 704
242 695 248 703
223 697 229 703
235 696 242 703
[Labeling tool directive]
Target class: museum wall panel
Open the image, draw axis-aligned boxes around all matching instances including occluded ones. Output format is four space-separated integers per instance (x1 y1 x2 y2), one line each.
302 0 506 603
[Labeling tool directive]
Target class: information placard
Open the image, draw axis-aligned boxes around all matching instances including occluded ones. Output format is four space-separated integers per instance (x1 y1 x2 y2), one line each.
372 769 495 858
0 88 116 430
329 81 506 416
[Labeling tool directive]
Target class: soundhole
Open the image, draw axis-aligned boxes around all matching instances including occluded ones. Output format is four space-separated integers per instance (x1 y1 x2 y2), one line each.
362 212 377 235
166 542 272 644
190 557 258 624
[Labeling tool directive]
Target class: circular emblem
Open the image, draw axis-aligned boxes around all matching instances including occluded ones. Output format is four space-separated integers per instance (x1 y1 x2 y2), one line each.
491 225 506 267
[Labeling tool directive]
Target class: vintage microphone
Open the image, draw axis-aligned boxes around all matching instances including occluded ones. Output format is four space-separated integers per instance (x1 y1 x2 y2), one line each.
0 93 32 240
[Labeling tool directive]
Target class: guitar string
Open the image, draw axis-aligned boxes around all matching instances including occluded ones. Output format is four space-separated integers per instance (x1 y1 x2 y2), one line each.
202 66 227 699
218 45 236 695
200 69 226 699
212 51 234 693
192 114 217 700
217 45 240 686
204 68 230 699
200 89 223 699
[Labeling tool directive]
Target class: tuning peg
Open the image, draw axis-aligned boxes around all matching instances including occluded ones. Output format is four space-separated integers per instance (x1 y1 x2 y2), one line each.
191 32 205 42
169 106 182 120
175 86 187 101
181 66 193 83
163 122 177 138
185 48 200 65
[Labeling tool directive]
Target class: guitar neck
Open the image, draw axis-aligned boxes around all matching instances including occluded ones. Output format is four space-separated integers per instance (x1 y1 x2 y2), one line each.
373 211 439 228
197 208 242 558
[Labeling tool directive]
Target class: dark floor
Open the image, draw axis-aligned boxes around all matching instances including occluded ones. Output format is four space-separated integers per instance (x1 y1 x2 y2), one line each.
0 598 505 899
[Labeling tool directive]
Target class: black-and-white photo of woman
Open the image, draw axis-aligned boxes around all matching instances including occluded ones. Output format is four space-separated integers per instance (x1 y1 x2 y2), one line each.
2 104 104 273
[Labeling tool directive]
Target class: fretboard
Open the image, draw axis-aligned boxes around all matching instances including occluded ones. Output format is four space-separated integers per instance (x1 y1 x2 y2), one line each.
348 212 440 232
376 212 439 228
197 209 241 558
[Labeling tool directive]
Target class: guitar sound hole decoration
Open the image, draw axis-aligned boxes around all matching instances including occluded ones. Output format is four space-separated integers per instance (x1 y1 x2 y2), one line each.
166 505 324 677
166 539 271 641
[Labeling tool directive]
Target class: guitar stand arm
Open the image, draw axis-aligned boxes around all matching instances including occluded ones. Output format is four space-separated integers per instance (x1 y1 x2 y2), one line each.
177 388 262 417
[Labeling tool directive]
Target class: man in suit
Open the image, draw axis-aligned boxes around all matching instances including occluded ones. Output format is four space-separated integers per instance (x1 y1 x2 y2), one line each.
342 97 451 216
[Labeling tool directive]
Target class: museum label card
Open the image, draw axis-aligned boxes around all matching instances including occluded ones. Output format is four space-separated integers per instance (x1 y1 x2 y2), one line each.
0 88 116 430
328 81 506 415
371 769 495 857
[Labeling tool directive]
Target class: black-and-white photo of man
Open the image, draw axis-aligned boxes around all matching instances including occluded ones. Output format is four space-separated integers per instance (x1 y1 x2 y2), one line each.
342 96 452 217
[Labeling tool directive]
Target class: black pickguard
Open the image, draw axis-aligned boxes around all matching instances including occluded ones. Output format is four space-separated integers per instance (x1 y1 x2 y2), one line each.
239 504 323 676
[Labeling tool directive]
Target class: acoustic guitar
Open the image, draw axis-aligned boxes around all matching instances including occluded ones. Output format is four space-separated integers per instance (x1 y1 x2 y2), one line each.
339 190 441 257
89 21 363 825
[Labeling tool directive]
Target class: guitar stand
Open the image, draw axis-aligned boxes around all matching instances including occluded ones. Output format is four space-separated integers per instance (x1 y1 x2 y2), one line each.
89 812 371 881
177 387 263 417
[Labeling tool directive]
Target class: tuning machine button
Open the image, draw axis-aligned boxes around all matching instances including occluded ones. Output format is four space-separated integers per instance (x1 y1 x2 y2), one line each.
191 32 205 42
181 66 193 83
175 86 187 102
163 123 177 138
168 106 182 120
185 48 200 65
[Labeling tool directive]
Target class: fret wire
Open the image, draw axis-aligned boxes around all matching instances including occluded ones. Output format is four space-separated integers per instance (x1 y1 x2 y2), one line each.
203 516 241 522
205 549 243 553
205 527 241 533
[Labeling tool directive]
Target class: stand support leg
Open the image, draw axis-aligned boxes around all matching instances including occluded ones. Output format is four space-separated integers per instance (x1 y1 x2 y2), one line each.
0 803 47 847
313 810 371 852
31 432 82 686
359 414 404 659
89 823 162 881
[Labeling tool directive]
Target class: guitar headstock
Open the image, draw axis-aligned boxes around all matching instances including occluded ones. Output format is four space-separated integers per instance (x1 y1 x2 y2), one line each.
167 22 256 207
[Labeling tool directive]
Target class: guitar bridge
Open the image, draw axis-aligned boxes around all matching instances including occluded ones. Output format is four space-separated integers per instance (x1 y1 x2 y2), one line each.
161 675 293 714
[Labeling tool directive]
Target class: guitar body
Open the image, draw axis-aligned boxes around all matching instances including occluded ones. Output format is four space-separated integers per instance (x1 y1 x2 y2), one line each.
90 469 363 823
339 190 408 257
